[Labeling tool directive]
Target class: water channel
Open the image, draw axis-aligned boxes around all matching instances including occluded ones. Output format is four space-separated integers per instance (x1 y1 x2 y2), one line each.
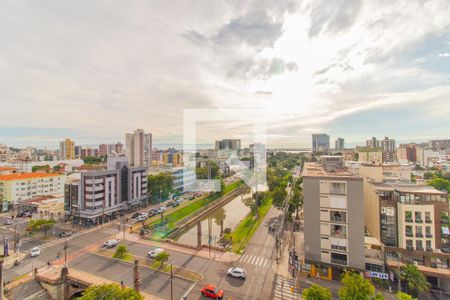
175 190 253 247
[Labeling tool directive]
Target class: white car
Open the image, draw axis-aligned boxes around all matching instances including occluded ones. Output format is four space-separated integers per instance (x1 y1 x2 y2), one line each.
227 267 246 279
140 212 148 219
157 207 166 213
30 247 41 257
148 248 165 258
3 219 13 225
136 215 145 222
103 239 119 248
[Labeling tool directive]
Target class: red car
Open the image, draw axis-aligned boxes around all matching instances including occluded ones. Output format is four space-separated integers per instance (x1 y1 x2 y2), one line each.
200 284 224 299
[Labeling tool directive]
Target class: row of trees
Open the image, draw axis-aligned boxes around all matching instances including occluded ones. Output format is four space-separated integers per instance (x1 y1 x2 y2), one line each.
147 172 175 202
27 218 56 237
425 171 450 194
302 265 429 300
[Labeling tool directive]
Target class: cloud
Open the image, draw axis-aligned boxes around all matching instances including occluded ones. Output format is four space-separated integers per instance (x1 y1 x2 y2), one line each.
439 53 450 57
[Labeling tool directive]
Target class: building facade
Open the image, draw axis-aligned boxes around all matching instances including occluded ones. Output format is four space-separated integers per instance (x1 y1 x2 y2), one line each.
59 139 75 160
381 137 396 162
303 156 365 280
356 147 383 165
312 134 330 153
126 129 152 166
215 139 241 151
335 138 345 150
65 157 147 225
366 137 380 148
0 173 66 211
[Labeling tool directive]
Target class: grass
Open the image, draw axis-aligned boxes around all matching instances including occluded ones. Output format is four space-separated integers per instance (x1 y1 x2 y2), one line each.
149 180 244 239
150 261 172 272
226 195 273 253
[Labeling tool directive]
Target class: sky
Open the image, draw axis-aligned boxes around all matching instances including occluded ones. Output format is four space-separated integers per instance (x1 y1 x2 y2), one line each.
0 0 450 149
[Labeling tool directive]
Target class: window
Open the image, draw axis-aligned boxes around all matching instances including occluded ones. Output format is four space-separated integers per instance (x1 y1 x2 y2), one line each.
425 212 432 223
330 211 346 222
330 182 346 195
331 253 347 265
331 224 347 237
415 212 422 223
415 226 423 237
426 240 432 251
405 211 413 222
416 240 423 251
406 239 413 250
405 225 413 237
426 226 432 238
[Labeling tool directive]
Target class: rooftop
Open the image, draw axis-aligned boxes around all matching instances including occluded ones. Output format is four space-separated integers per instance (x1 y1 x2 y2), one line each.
372 182 447 195
0 167 16 171
0 172 63 181
303 162 360 178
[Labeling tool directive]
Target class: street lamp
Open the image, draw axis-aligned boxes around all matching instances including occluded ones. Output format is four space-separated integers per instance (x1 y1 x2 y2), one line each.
397 252 402 293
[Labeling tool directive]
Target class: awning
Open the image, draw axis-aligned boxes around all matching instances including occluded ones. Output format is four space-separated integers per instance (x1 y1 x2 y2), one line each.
442 227 449 235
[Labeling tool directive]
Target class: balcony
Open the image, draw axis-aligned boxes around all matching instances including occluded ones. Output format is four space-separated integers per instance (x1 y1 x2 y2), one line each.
405 218 413 223
405 232 413 237
425 218 432 224
330 216 346 223
406 245 414 251
415 218 423 223
426 233 433 238
416 246 424 251
416 233 423 238
426 247 433 252
331 258 348 266
441 218 449 225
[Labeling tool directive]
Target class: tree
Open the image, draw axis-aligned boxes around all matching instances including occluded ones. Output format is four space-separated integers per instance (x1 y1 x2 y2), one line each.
338 272 378 300
400 264 430 296
76 283 143 300
32 165 50 173
396 292 415 300
147 172 174 202
28 219 56 237
83 156 103 164
196 160 219 179
113 245 128 259
302 284 332 300
213 207 226 235
272 186 287 210
155 251 169 268
289 187 302 218
427 177 450 192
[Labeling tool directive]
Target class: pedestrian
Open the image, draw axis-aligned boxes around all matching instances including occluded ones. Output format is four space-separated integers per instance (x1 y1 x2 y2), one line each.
120 281 125 288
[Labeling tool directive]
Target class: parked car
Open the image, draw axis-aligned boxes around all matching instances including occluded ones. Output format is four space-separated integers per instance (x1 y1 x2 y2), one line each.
157 207 166 213
227 267 246 279
175 198 184 204
30 247 41 257
148 248 165 258
59 231 73 238
167 201 176 207
3 219 13 225
131 212 141 219
188 195 195 200
23 211 32 217
200 284 223 299
136 215 145 222
150 208 159 214
140 212 148 219
148 211 156 217
103 239 119 248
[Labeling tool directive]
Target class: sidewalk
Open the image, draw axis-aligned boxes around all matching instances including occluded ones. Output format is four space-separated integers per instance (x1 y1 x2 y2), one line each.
117 231 240 263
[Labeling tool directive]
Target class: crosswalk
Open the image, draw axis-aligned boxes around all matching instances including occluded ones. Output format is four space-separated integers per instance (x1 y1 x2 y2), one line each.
238 254 271 268
24 231 85 252
274 277 300 300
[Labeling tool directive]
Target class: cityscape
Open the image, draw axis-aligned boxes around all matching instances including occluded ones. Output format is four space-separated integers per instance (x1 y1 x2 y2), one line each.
1 1 450 300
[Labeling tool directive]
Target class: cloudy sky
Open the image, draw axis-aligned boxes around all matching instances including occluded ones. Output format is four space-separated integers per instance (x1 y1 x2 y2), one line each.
1 0 450 149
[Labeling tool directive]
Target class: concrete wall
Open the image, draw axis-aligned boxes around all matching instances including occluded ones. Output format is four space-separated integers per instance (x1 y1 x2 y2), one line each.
347 179 365 270
303 177 321 262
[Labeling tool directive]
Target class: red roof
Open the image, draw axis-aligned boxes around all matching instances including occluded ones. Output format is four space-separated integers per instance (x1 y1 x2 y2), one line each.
0 173 62 181
0 167 16 171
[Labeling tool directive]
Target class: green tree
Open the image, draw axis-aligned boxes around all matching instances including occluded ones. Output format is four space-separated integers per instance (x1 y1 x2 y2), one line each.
83 156 102 164
196 160 219 179
400 264 430 296
53 165 62 172
289 187 302 218
32 165 50 173
339 272 379 300
76 283 143 300
427 177 450 192
147 172 175 202
113 245 128 260
155 251 169 268
396 292 415 300
28 219 56 237
302 284 332 300
272 186 287 209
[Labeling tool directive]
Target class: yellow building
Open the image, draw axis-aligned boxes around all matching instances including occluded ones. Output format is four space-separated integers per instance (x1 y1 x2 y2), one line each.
356 147 383 165
59 138 75 160
18 195 65 220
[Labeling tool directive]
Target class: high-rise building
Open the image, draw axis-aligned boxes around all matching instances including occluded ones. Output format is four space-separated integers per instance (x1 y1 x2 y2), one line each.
98 144 108 156
59 139 75 160
74 146 82 159
366 137 380 148
397 144 417 163
64 157 147 225
381 137 396 162
429 139 450 150
215 139 241 151
303 156 365 279
312 134 330 153
125 129 152 166
335 138 345 150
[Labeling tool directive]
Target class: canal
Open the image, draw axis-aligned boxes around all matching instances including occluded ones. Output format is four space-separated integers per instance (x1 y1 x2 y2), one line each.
175 190 253 247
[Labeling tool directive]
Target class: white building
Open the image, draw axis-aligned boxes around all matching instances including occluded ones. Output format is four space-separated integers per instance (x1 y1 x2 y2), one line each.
125 129 152 167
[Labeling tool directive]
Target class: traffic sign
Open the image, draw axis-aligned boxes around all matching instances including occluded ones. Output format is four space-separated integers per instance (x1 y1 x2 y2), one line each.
366 271 388 280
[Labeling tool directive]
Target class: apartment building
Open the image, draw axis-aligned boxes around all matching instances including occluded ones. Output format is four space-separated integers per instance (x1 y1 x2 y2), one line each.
65 157 147 225
215 139 241 151
125 129 152 167
335 137 345 150
381 137 396 162
356 146 383 165
303 156 365 280
0 173 66 211
59 139 75 160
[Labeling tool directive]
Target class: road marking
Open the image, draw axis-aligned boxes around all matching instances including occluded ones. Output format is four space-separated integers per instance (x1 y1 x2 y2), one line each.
240 254 246 262
250 255 257 265
257 257 263 266
263 258 268 268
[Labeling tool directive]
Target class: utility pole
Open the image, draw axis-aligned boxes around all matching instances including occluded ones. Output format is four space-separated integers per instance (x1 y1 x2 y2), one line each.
208 216 212 259
101 204 105 228
170 263 173 300
397 253 401 292
0 259 4 300
64 236 68 267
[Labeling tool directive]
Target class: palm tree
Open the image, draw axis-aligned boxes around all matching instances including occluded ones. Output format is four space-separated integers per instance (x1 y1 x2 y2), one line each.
400 264 430 296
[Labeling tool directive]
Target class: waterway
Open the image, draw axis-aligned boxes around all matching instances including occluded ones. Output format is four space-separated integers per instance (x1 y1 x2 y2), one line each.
175 190 253 247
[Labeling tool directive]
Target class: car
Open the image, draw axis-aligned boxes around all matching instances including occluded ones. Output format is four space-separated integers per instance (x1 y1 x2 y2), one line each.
136 215 145 222
148 248 165 258
148 211 156 217
200 284 224 299
103 239 119 248
150 208 159 214
175 198 184 204
167 201 176 207
59 231 73 238
227 267 246 279
157 206 166 213
30 247 41 257
131 212 141 219
140 212 148 219
3 219 13 225
23 212 32 217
